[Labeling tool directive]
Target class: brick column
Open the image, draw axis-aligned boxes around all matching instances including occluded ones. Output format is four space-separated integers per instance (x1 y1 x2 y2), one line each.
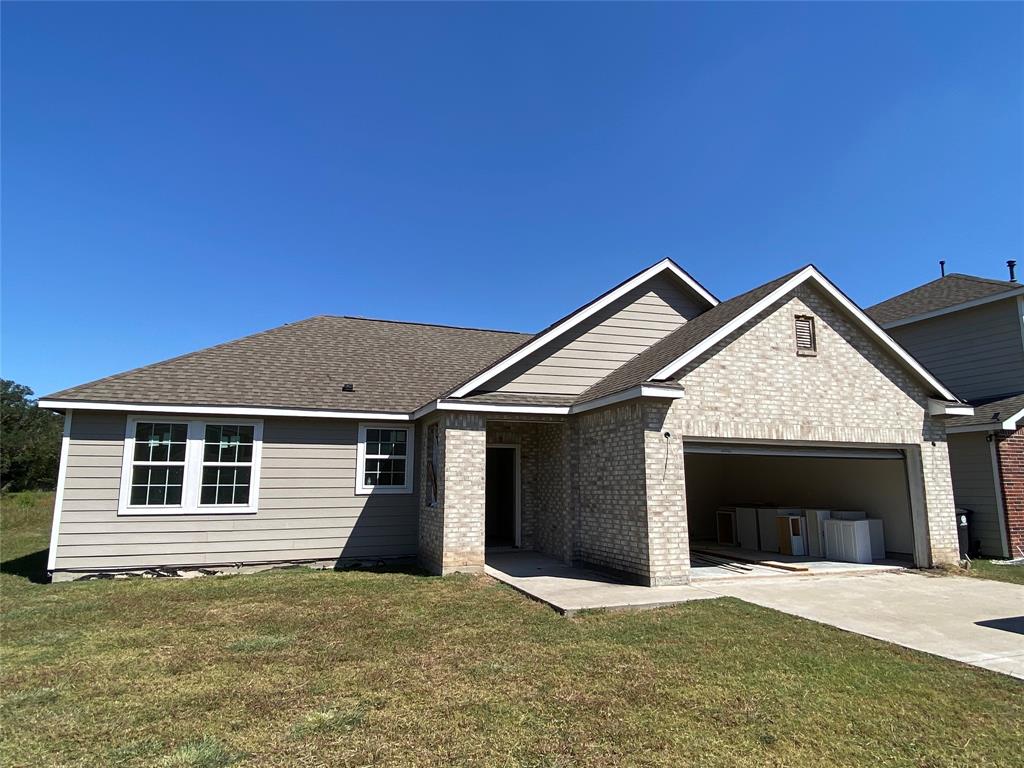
996 429 1024 558
440 413 487 574
643 402 689 585
915 423 960 566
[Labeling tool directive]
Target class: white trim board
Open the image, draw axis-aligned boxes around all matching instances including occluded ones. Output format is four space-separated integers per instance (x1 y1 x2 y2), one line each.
38 400 412 422
927 399 974 417
878 285 1024 330
447 258 717 399
46 411 73 573
412 385 685 420
1000 407 1024 431
648 265 962 403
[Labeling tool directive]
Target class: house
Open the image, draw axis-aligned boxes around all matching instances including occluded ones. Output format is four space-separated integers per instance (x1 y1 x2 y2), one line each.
40 259 970 584
867 265 1024 559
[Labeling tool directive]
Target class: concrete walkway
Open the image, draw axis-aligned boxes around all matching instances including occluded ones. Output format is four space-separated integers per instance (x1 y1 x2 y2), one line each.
485 552 1024 679
706 570 1024 679
484 552 714 615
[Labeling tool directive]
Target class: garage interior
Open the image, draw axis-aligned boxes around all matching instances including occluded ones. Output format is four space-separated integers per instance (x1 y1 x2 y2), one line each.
684 443 919 576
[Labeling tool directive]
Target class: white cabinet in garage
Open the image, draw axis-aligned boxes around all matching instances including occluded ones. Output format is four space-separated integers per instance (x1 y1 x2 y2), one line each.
824 519 874 563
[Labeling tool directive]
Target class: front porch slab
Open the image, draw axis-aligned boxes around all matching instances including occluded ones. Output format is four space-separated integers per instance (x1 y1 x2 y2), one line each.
484 551 714 616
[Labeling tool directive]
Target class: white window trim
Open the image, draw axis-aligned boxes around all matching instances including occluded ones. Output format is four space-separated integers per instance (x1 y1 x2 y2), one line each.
118 415 264 516
356 422 415 495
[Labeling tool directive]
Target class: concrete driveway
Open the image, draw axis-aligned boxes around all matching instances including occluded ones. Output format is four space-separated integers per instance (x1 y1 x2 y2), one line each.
703 571 1024 679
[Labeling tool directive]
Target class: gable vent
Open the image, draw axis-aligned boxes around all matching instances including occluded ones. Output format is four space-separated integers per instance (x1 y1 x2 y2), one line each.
795 315 816 355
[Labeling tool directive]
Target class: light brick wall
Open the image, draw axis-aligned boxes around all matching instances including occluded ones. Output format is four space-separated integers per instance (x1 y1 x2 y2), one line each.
440 413 487 573
642 402 689 585
535 422 572 563
671 284 959 565
573 402 652 582
996 429 1024 558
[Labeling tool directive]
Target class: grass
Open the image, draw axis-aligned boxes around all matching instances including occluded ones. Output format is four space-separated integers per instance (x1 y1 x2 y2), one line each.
965 558 1024 586
2 491 1022 767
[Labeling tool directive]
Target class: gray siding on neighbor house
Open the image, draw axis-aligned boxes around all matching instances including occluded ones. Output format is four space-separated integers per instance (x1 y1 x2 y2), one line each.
53 411 419 572
886 299 1024 402
948 432 1006 558
487 274 707 396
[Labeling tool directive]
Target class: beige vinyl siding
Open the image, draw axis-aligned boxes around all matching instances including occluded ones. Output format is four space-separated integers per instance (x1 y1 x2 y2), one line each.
887 299 1024 402
488 274 707 396
53 411 419 572
948 432 1006 557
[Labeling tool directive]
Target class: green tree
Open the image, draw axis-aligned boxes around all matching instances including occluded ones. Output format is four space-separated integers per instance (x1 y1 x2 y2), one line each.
1 380 63 491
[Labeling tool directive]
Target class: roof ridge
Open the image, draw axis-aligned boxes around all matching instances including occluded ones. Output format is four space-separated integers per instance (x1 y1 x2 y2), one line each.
946 273 1019 288
322 315 530 336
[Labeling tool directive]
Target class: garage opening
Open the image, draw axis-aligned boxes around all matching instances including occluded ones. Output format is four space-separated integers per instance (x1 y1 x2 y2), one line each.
684 442 919 573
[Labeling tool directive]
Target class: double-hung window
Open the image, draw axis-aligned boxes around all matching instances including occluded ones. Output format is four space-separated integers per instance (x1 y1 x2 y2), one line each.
119 417 263 515
356 423 414 494
201 424 255 505
129 422 188 506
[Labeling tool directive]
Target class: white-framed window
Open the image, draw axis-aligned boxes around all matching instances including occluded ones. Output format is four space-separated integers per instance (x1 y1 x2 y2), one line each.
118 416 263 515
356 423 414 495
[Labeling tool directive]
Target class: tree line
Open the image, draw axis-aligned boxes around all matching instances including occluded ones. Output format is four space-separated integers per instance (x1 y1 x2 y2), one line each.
1 379 63 491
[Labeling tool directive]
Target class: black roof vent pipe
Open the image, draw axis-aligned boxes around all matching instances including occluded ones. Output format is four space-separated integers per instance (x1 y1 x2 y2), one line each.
939 260 946 277
1009 260 1018 282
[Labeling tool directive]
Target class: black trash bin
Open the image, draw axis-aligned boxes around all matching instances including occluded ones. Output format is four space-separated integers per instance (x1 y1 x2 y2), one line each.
956 508 973 560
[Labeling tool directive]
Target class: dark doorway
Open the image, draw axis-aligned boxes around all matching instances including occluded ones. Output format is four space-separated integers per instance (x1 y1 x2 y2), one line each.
486 446 518 547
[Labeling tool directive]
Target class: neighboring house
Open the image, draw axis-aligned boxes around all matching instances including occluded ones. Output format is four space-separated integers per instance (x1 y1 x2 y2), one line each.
40 259 970 584
867 268 1024 559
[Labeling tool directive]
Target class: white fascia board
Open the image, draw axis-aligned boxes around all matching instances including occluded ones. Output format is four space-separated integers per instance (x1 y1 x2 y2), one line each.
36 399 412 421
571 385 684 414
1002 407 1024 431
927 399 975 417
414 385 685 419
430 400 570 416
649 267 961 402
447 259 717 399
46 411 73 573
412 400 571 419
879 286 1024 329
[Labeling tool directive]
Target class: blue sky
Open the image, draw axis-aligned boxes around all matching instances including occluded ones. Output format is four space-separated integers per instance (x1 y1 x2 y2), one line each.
3 2 1021 397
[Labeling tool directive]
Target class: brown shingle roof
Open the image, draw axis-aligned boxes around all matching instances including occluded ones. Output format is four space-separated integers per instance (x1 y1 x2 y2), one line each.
575 269 804 405
866 274 1020 326
946 392 1024 430
45 316 531 413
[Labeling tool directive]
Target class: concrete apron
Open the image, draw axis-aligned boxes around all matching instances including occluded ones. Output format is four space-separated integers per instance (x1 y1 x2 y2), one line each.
485 552 1024 680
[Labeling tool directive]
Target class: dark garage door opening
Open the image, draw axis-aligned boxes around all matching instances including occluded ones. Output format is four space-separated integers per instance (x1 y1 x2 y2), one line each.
684 443 918 563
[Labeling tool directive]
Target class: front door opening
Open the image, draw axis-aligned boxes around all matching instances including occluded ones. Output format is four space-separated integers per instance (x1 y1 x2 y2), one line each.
486 446 517 548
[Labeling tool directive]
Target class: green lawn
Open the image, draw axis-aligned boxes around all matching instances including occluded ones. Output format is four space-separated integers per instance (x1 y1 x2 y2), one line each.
1 492 1021 768
965 558 1024 586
